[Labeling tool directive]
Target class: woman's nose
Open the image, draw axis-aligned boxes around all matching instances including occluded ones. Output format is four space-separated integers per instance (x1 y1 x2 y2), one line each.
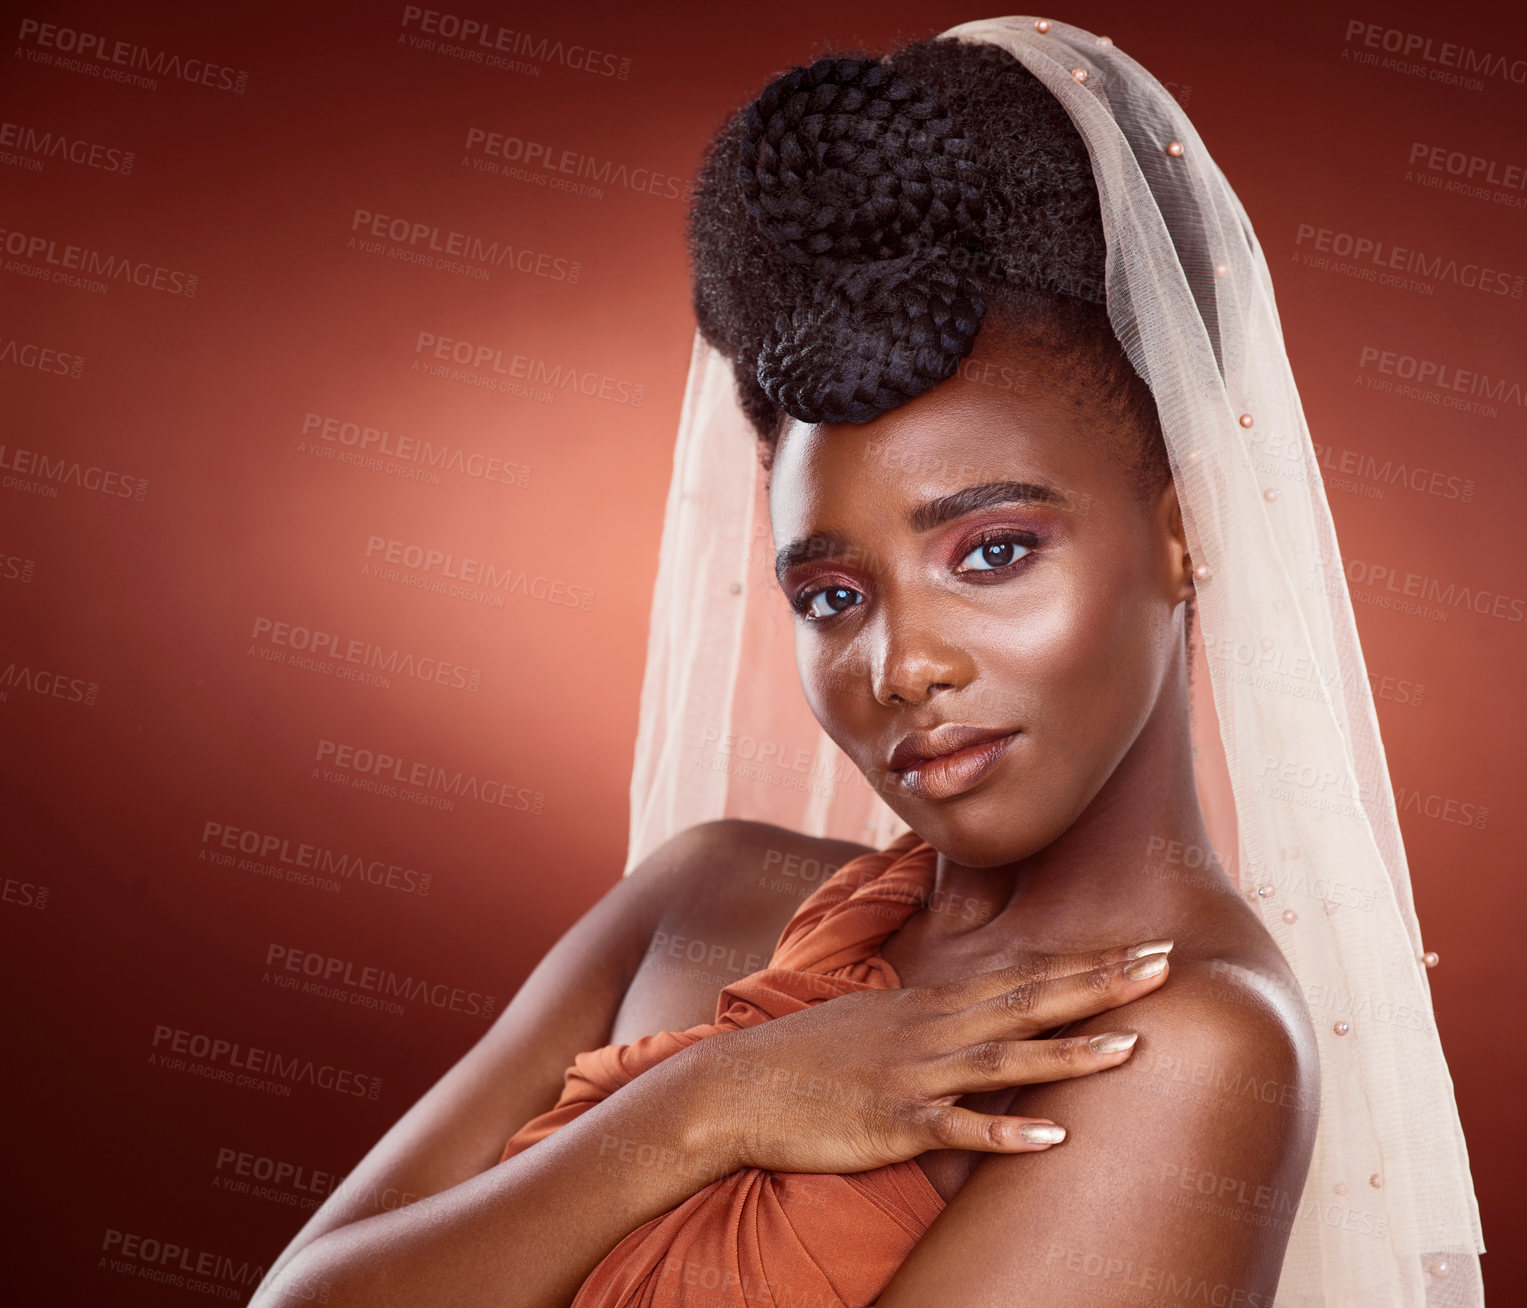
867 616 968 707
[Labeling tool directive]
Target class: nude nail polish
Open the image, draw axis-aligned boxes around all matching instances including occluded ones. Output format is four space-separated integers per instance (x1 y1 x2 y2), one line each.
1019 1123 1067 1145
1123 953 1169 980
1125 939 1174 960
1088 1031 1140 1055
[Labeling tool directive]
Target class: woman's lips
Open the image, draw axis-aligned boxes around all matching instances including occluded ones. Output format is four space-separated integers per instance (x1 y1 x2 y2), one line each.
892 732 1018 801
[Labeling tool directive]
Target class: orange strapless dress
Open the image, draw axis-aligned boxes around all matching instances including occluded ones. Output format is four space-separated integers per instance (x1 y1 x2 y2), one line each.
497 830 947 1307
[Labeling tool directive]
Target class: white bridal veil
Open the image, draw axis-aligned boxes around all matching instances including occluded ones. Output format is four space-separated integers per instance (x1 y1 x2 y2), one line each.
623 15 1484 1306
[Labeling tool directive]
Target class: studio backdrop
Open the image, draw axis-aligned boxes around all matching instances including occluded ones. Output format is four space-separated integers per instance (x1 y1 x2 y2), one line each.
0 1 1521 1302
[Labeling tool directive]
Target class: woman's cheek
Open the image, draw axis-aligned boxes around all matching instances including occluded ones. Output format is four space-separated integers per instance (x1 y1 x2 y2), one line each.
797 636 876 758
1073 582 1171 776
1020 583 1139 769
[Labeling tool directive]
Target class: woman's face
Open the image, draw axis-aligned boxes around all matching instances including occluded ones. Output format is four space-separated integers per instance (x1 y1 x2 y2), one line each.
768 329 1193 868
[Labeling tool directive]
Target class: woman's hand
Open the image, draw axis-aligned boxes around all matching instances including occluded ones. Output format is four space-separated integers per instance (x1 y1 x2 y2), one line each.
696 940 1173 1176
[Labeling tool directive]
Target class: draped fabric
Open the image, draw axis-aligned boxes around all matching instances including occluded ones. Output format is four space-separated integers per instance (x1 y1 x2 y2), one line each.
499 832 946 1307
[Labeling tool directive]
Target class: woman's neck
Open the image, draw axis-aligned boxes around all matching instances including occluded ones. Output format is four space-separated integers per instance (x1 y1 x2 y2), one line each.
911 657 1235 957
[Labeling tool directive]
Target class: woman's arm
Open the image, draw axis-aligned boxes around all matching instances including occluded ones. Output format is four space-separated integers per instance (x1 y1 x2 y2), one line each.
874 960 1320 1308
250 820 744 1308
255 1037 737 1308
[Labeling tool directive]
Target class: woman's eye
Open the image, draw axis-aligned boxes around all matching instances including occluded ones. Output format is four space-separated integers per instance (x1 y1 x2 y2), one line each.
800 585 863 620
795 534 1034 617
958 535 1033 572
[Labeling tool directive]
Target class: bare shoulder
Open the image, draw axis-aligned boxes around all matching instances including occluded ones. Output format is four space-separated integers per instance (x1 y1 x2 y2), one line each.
609 819 877 1043
1111 949 1319 1134
636 818 876 932
1025 936 1320 1177
880 941 1319 1307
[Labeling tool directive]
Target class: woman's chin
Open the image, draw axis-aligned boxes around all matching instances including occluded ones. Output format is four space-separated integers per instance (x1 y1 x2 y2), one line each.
893 797 1060 870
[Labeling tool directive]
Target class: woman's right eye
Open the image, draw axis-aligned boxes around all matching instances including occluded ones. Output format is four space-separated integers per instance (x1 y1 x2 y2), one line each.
797 585 864 620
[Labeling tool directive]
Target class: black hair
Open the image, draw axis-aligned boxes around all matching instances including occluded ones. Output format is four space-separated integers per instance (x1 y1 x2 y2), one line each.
684 34 1170 504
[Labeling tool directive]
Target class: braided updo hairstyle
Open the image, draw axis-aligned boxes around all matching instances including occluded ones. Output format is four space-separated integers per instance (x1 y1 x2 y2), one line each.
685 35 1169 502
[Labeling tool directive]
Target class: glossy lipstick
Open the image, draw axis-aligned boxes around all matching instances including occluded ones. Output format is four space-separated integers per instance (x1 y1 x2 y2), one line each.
892 731 1017 801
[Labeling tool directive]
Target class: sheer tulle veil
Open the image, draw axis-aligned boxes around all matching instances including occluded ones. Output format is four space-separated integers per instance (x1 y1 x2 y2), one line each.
622 16 1484 1305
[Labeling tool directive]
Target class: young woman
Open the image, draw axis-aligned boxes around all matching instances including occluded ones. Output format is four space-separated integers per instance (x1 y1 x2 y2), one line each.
253 17 1482 1308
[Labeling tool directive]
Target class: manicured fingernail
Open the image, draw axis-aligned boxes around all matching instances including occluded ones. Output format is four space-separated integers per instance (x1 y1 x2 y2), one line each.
1123 953 1169 980
1126 939 1174 960
1019 1122 1066 1145
1088 1031 1139 1055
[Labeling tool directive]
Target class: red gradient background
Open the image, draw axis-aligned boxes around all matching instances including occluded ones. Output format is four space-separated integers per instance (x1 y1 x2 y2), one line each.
1 1 1521 1301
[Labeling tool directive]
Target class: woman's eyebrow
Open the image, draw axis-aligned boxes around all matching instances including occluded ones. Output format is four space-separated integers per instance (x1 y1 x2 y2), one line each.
775 480 1065 584
907 479 1067 531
